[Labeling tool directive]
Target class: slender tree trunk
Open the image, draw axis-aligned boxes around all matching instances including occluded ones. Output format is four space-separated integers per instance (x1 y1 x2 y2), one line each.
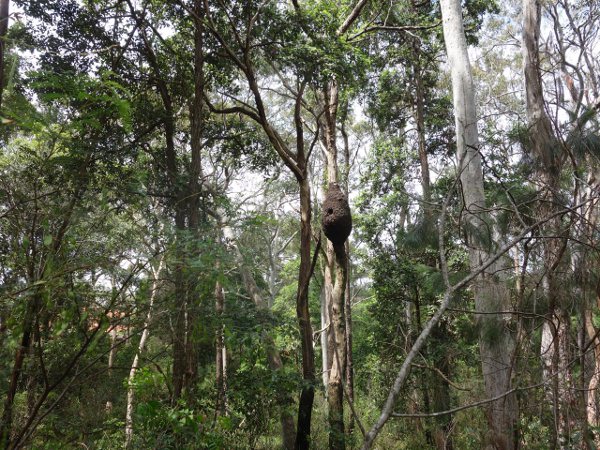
201 7 317 442
319 79 348 450
328 243 347 450
412 43 431 207
523 0 575 445
106 326 117 413
344 239 354 434
431 324 454 450
171 210 188 403
340 112 355 435
0 0 9 111
321 278 331 390
582 180 600 446
1 173 84 449
125 256 164 448
214 279 227 417
321 184 335 386
440 1 518 448
586 284 600 448
295 174 315 450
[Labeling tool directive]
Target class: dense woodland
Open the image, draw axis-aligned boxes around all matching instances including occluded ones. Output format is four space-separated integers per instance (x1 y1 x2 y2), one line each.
1 0 600 448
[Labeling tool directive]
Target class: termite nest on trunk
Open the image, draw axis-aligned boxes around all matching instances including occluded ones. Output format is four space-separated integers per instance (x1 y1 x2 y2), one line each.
322 183 352 247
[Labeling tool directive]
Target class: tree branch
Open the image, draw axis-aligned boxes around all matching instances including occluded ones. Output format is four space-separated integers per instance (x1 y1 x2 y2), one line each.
349 21 441 42
391 386 521 418
337 0 370 36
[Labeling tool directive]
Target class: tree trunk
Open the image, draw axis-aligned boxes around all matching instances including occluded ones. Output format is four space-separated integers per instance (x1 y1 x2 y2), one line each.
129 5 191 404
328 243 347 450
441 0 518 448
171 210 188 403
321 277 331 390
411 41 431 208
522 0 575 445
340 113 355 436
586 285 600 447
125 256 164 448
173 0 206 402
214 279 227 417
319 79 348 450
344 240 354 434
106 326 117 413
295 175 316 450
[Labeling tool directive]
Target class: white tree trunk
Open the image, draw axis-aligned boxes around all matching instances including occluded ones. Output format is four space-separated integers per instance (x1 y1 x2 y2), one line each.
215 278 227 416
125 256 165 448
359 3 518 448
441 0 518 448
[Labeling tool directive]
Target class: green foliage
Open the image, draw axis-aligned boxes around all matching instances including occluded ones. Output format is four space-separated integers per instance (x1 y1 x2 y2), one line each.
131 401 226 449
4 0 599 448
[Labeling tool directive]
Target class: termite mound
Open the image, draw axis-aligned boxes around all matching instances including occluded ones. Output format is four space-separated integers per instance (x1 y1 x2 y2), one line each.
322 183 352 247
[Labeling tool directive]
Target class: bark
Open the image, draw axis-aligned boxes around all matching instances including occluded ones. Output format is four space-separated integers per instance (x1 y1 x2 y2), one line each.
583 181 600 446
106 326 117 413
0 312 6 351
411 41 431 208
441 0 518 448
319 79 349 450
180 0 207 401
523 0 575 445
328 243 347 450
189 0 205 232
295 175 316 450
215 279 227 417
344 240 354 434
586 284 600 448
431 326 454 450
522 0 559 175
173 0 207 401
125 256 165 448
341 111 355 435
0 0 9 111
171 211 188 403
321 270 331 390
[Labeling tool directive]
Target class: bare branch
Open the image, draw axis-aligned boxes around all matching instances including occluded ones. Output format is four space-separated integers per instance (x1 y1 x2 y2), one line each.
349 21 441 42
391 386 521 418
